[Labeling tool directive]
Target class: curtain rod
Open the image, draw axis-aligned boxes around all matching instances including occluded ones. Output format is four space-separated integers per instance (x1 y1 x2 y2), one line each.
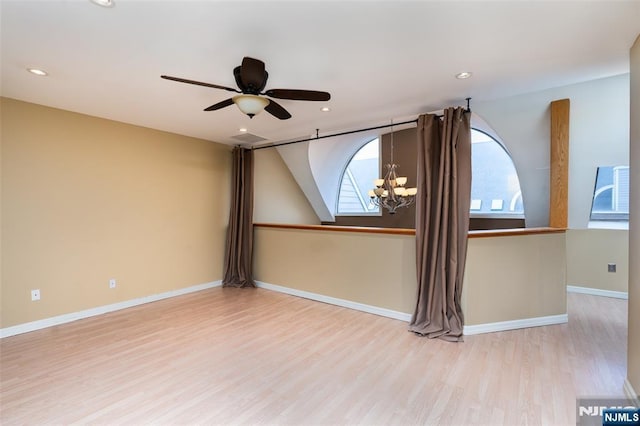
252 98 471 151
252 119 418 150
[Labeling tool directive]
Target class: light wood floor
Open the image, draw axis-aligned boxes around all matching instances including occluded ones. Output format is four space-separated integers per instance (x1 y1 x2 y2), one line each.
0 288 628 425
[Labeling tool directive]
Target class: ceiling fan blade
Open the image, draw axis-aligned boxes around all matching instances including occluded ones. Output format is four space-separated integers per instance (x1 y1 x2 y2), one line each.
240 57 268 92
264 88 331 101
264 100 292 120
161 75 239 93
204 98 234 111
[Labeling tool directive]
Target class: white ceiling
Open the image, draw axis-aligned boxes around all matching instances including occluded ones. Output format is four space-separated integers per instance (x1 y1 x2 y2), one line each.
2 0 639 146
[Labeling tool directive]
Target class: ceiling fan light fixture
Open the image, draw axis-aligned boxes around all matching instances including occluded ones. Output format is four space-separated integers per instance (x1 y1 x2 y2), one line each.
233 94 270 118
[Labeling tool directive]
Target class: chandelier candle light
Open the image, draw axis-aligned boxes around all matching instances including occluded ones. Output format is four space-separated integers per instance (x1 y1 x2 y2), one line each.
368 121 417 214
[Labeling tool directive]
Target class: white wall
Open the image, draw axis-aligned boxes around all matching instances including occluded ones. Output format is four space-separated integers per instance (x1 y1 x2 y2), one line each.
307 131 376 220
275 75 629 229
275 141 333 222
475 74 629 228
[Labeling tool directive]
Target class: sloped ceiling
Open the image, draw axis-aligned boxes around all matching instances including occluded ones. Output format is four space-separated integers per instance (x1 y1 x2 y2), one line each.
1 0 639 146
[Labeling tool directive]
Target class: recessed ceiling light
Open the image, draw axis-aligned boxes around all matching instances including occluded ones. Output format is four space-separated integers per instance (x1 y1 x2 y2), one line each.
239 128 248 133
27 68 48 76
455 72 472 80
320 107 331 112
90 0 115 7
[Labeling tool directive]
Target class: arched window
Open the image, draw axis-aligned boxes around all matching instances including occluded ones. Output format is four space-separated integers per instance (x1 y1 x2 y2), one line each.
336 138 380 214
335 128 525 218
590 165 629 222
470 129 525 217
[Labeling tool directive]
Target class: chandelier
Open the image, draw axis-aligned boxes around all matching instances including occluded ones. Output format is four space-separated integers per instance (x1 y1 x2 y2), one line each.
368 121 417 214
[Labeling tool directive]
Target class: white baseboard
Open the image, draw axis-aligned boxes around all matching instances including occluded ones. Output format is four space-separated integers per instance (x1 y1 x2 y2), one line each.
463 314 568 335
2 279 571 339
567 285 628 300
256 281 568 335
0 280 222 339
255 281 413 322
624 378 640 405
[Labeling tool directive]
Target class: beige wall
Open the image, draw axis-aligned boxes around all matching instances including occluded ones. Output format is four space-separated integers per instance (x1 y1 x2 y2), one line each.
253 149 319 225
254 226 567 326
566 229 629 292
463 233 566 324
254 226 416 313
628 35 640 399
1 98 231 328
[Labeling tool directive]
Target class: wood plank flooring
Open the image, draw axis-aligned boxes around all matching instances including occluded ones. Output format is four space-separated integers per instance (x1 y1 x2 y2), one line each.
0 288 628 425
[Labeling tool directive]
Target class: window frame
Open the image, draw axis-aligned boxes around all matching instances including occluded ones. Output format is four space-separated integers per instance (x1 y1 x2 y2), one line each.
588 165 630 230
470 128 525 220
334 127 527 220
335 137 382 217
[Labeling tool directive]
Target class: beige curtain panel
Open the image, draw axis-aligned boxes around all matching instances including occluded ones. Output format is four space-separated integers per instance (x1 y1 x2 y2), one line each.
222 147 256 288
409 107 471 342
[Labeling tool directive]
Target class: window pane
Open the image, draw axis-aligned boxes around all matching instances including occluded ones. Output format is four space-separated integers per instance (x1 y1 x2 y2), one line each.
470 130 524 216
590 166 629 221
337 138 380 214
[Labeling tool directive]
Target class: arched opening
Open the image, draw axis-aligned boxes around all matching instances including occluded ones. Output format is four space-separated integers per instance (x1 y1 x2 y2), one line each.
336 138 380 214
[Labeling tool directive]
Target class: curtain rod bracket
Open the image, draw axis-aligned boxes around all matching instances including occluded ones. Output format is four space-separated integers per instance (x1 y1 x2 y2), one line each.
465 97 472 113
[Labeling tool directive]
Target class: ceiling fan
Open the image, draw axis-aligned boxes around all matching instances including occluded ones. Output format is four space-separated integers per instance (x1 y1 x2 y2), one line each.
161 57 331 120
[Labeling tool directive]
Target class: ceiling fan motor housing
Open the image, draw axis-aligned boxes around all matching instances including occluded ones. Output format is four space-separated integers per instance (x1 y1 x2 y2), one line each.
233 66 268 94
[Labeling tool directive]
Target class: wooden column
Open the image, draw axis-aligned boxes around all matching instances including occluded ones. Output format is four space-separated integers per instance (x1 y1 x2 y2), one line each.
550 99 570 228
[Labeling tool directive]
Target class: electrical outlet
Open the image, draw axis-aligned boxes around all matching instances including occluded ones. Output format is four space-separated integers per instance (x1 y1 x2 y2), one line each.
608 263 617 273
109 278 117 289
31 289 41 301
